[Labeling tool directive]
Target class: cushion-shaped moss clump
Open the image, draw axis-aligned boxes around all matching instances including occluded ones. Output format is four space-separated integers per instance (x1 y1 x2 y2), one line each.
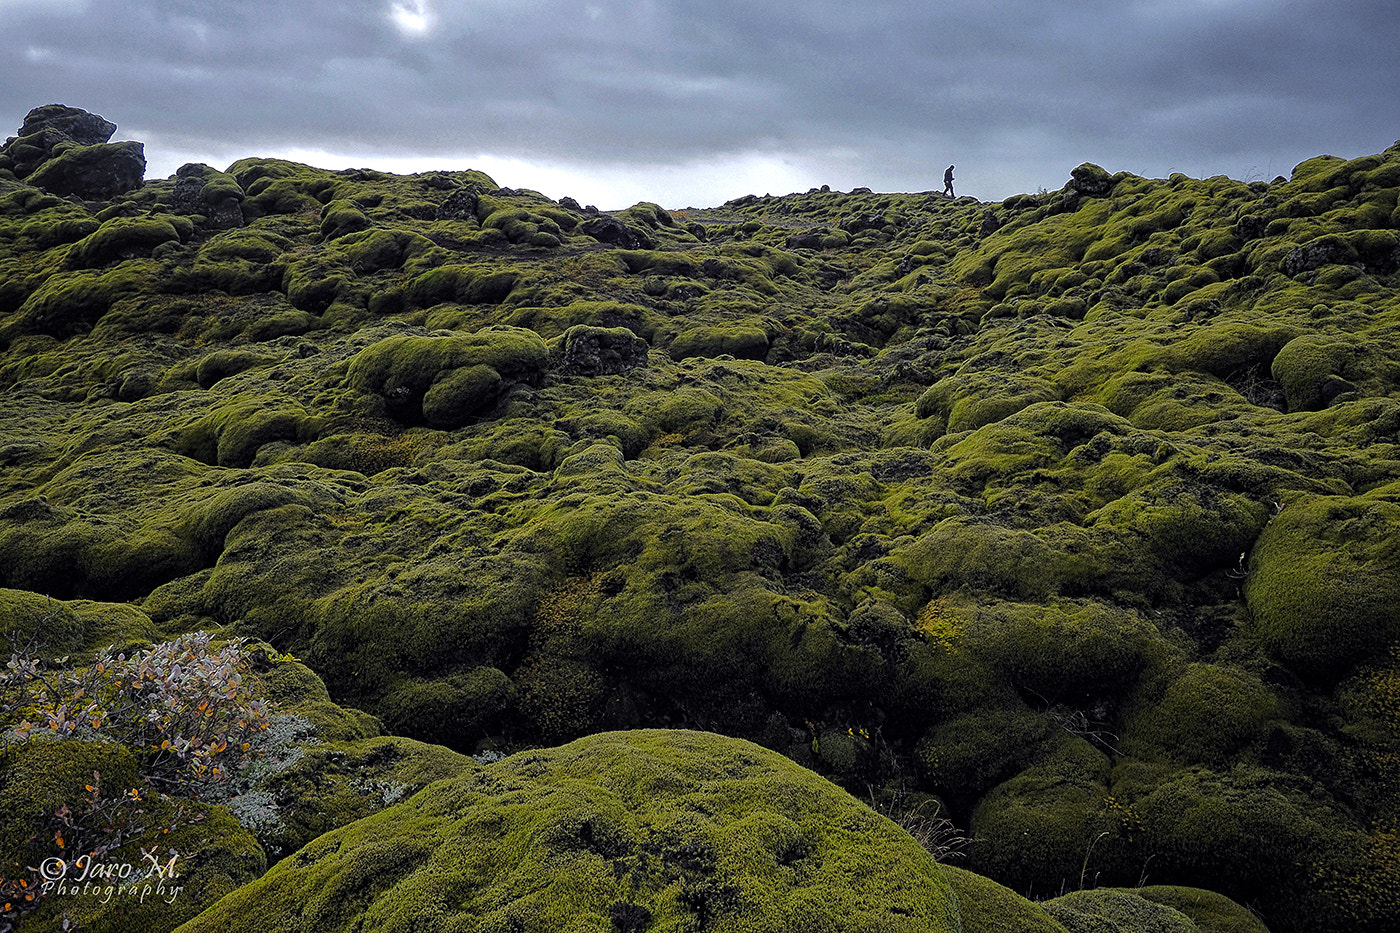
1124 663 1280 766
965 599 1170 704
1131 885 1271 933
175 730 962 933
408 264 520 306
1245 493 1400 681
1132 765 1365 928
938 864 1069 933
969 737 1116 893
668 324 770 361
1270 334 1364 411
1 741 266 933
319 198 370 240
420 363 502 427
177 400 325 468
71 215 186 266
916 371 1062 434
6 262 152 338
347 327 548 425
195 348 280 388
1042 888 1199 933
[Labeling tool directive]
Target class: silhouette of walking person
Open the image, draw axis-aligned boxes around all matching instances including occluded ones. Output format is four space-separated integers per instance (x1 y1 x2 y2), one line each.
943 165 955 198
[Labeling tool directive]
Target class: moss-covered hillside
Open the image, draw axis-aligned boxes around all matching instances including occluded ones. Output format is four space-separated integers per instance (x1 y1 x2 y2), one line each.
3 104 1400 930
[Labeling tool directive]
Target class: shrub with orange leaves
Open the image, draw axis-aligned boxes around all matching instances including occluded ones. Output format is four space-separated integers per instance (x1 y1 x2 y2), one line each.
9 631 272 789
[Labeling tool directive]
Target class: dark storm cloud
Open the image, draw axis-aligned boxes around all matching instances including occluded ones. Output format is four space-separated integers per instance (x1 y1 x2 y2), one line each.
2 0 1397 202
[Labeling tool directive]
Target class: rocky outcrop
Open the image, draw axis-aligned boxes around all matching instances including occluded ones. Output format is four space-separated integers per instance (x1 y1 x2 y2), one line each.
1068 162 1114 197
580 215 654 249
550 324 650 376
171 162 246 229
13 103 116 146
434 186 480 221
0 104 145 200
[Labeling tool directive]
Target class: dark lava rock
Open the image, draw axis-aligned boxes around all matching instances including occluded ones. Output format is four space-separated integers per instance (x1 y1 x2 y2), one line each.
23 141 145 200
1282 237 1357 277
1236 214 1268 241
581 216 654 249
1 104 144 199
435 186 480 221
551 325 650 376
14 103 116 147
786 230 827 249
171 163 246 229
1068 162 1114 198
840 212 888 234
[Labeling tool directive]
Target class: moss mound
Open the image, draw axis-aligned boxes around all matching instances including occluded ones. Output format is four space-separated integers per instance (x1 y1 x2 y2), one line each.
177 730 962 932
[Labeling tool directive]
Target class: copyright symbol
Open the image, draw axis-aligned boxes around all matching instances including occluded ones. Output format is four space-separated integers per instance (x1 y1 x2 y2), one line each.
39 857 67 881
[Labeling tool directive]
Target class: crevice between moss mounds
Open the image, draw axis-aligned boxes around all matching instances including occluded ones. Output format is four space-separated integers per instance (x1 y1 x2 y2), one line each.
0 103 145 200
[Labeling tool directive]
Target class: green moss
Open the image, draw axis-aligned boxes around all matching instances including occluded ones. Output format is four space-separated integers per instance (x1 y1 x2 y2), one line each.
901 517 1065 601
377 666 514 746
181 481 326 561
0 732 266 930
1124 664 1280 766
0 504 200 601
195 349 280 389
969 738 1116 892
939 864 1069 933
175 730 961 933
918 706 1057 800
917 372 1061 433
178 401 325 468
0 741 140 857
319 199 370 241
346 328 547 423
1132 886 1271 933
72 215 184 267
966 599 1169 703
1270 334 1362 411
669 324 770 361
0 586 84 654
421 364 503 427
1042 889 1198 933
3 136 1400 933
1089 485 1269 576
1246 493 1400 680
6 262 153 338
408 264 520 306
242 178 322 216
335 228 436 273
1132 765 1365 929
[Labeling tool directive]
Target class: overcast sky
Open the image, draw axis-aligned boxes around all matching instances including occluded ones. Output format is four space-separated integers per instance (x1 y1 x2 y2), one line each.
2 0 1397 208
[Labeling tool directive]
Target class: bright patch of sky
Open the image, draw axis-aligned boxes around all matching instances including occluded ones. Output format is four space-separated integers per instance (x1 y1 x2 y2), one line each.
389 0 436 37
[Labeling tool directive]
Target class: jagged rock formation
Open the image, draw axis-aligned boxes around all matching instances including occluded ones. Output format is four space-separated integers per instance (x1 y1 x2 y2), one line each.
0 103 145 199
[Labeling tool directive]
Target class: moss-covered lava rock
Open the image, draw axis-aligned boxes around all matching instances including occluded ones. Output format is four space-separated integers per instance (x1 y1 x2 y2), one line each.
175 730 964 932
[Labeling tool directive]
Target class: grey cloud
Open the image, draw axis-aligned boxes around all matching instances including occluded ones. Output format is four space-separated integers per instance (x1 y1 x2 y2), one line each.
2 0 1396 201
